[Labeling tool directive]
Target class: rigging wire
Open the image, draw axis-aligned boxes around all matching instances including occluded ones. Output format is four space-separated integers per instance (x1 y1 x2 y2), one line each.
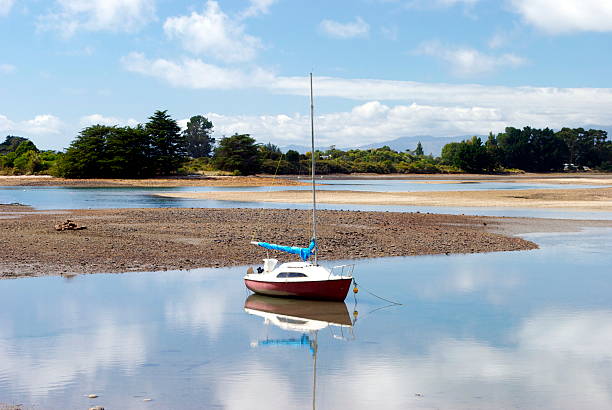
250 152 286 243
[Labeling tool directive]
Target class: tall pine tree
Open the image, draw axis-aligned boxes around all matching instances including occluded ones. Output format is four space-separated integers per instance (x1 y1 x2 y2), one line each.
145 110 186 175
183 115 215 158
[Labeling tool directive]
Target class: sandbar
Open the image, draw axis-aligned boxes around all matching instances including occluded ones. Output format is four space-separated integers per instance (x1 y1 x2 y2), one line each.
157 187 612 211
0 207 546 279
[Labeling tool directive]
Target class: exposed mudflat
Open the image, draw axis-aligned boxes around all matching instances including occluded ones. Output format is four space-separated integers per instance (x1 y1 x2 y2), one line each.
0 207 546 279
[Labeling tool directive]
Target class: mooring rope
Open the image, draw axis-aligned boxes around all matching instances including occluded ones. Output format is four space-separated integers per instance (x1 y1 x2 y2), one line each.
353 278 403 306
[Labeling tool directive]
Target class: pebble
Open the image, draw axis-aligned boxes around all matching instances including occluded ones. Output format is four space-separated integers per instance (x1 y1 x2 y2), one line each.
87 394 98 399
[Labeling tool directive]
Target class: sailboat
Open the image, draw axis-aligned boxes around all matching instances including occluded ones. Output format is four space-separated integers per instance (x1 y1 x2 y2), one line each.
243 74 354 302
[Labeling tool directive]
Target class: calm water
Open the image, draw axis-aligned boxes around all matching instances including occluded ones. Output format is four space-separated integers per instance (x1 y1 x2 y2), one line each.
1 228 612 409
2 181 611 220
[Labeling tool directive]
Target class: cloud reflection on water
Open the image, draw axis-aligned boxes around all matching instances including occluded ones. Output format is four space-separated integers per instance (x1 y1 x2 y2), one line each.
317 309 612 410
0 320 147 401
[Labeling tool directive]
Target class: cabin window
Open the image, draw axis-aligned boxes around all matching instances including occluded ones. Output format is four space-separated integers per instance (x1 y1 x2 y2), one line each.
276 272 308 278
277 317 307 325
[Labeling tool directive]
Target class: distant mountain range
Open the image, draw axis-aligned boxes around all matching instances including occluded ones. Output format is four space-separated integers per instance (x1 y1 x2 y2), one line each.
354 135 480 156
280 135 478 156
279 126 612 157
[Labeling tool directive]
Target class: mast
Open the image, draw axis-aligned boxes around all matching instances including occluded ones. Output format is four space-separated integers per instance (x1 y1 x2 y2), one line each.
310 73 318 265
312 331 318 410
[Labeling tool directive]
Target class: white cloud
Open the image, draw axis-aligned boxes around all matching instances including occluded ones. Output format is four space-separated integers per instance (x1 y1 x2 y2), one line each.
319 17 370 39
511 0 612 34
38 0 156 36
0 63 16 74
0 113 66 149
0 114 64 136
79 114 139 127
416 40 527 76
403 0 479 9
164 1 262 63
207 101 508 147
20 114 64 135
0 0 15 16
121 55 612 143
488 32 507 49
436 0 478 5
381 25 399 41
239 0 278 19
121 52 276 88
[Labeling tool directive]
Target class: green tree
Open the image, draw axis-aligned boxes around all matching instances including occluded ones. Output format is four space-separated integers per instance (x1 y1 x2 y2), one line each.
496 127 532 170
556 127 582 165
285 149 300 163
415 141 424 156
440 142 462 166
146 110 186 175
103 125 151 177
259 142 282 160
213 134 261 175
13 150 42 174
484 132 501 170
183 115 215 158
0 136 30 154
528 127 566 171
455 137 492 173
14 140 39 155
59 125 112 178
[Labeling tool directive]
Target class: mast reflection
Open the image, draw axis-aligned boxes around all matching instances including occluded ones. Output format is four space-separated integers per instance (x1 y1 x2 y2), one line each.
244 295 356 409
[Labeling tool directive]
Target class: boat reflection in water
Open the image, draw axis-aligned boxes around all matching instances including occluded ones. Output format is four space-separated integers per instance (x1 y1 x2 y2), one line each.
244 295 356 409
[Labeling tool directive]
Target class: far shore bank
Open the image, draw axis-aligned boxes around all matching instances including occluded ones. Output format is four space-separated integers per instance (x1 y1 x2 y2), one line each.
0 175 307 187
1 173 611 188
157 187 612 212
0 206 555 279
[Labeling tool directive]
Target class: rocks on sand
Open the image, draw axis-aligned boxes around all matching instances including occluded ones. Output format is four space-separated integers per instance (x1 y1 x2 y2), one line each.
55 220 87 231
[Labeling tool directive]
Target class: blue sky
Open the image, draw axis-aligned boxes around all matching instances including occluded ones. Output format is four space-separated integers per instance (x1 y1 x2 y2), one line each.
1 0 612 150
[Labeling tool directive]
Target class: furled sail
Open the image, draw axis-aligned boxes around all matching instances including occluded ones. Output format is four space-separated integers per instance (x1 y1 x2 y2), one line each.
251 239 316 261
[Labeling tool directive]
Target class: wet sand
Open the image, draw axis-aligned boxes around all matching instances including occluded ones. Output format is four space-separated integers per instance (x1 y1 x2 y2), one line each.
157 187 612 211
2 173 611 187
304 173 612 185
0 175 306 187
0 206 550 279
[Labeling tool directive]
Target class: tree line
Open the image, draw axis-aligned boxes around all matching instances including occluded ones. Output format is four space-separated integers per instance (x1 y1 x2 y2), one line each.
2 111 611 177
57 110 216 178
0 136 60 175
440 127 611 173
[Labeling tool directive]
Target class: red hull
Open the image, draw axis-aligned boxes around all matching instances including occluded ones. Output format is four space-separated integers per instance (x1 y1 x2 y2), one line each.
244 278 353 301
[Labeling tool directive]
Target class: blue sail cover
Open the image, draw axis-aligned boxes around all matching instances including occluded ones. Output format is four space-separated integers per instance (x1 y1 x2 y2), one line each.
257 334 315 355
253 239 316 261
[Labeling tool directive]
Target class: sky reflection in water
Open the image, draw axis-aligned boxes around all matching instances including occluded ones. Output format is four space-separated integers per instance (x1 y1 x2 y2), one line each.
1 228 612 409
1 181 611 220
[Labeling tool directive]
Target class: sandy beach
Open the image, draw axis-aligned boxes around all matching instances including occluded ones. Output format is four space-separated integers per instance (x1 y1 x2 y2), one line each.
0 206 552 279
157 187 612 211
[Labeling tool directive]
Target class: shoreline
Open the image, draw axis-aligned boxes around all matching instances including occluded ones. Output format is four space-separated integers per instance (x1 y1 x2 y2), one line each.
1 173 611 187
0 175 307 187
0 207 553 279
157 187 612 212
